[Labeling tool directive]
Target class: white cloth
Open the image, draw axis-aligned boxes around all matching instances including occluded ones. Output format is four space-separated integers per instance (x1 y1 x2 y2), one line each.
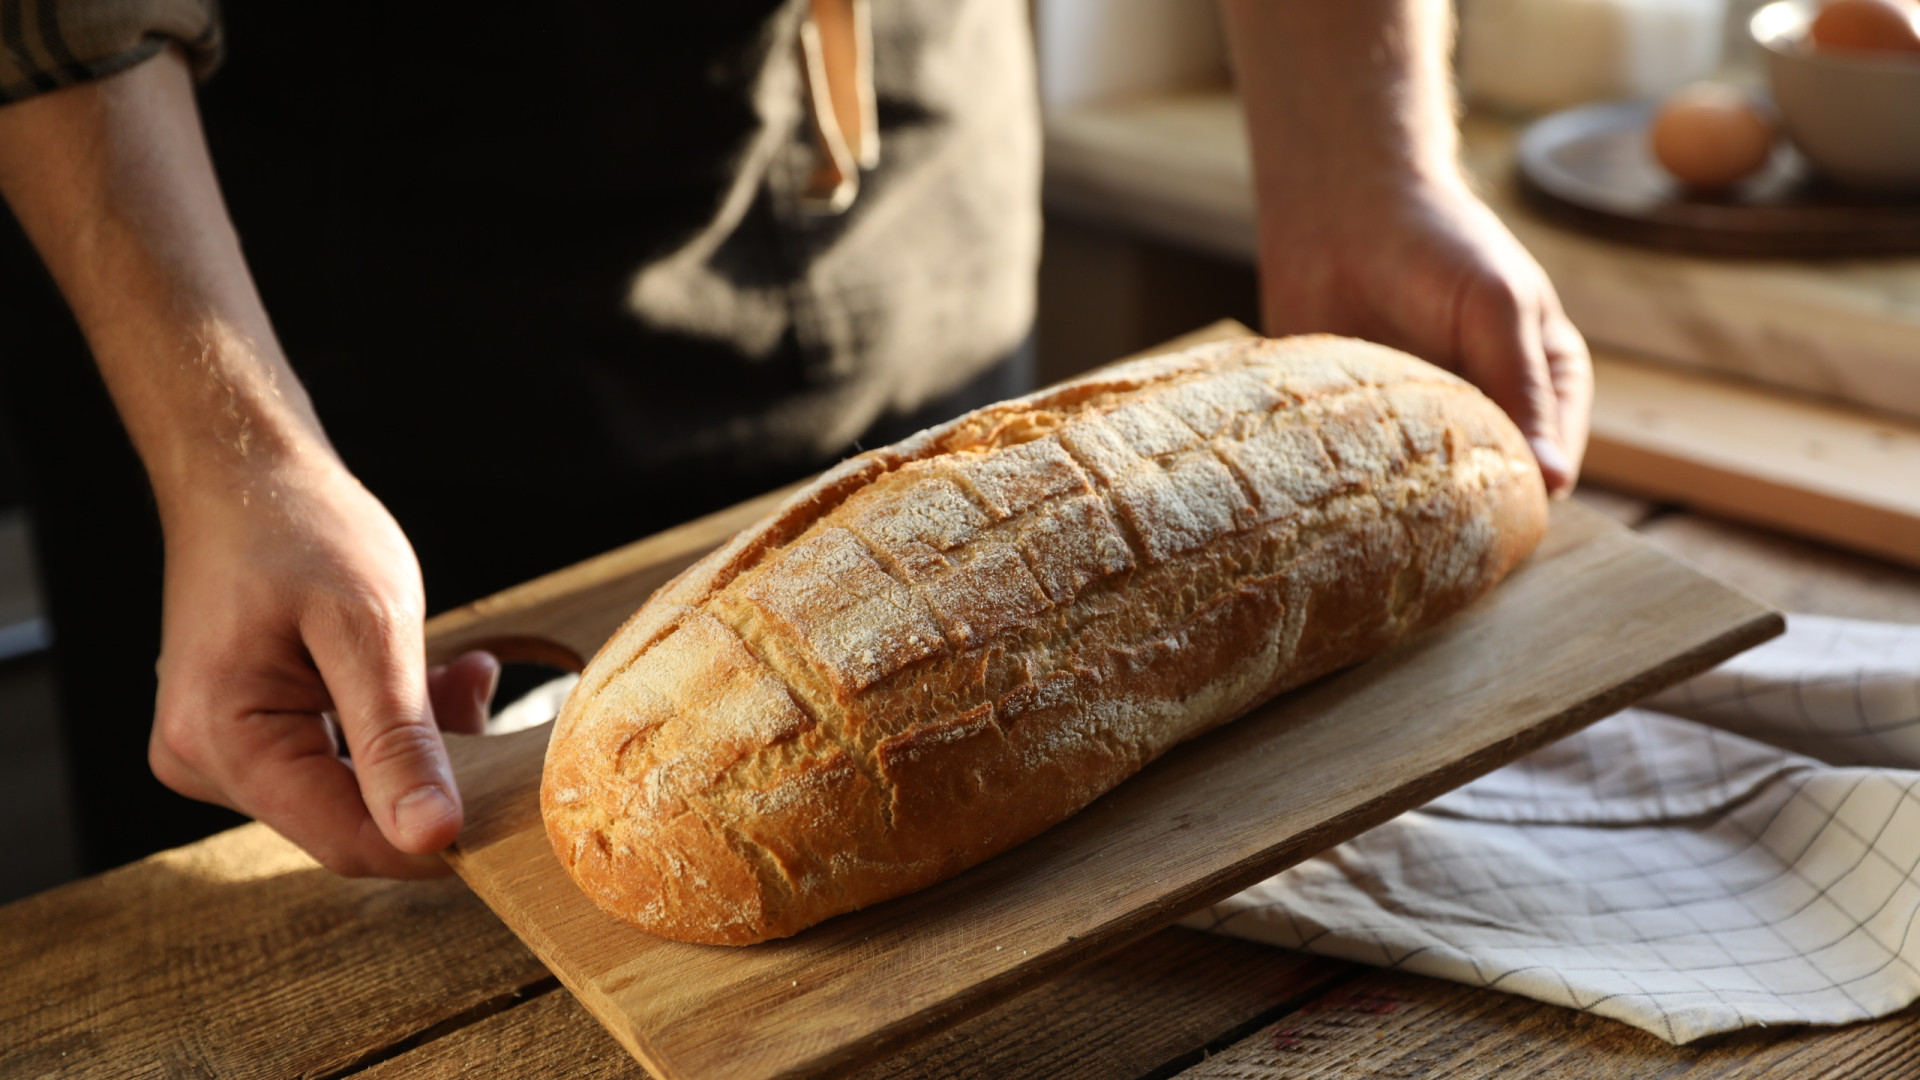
1182 615 1920 1044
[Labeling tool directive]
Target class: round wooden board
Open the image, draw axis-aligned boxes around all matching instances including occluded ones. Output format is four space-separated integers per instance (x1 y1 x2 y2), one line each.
1515 100 1920 256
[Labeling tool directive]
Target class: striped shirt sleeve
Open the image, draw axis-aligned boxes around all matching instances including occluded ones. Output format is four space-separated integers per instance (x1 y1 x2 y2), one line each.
0 0 220 103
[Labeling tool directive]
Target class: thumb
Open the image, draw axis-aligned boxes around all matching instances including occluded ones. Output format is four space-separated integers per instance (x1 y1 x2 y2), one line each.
305 602 464 855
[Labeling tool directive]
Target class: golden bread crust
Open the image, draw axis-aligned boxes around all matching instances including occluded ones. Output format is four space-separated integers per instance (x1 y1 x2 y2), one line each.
541 335 1549 944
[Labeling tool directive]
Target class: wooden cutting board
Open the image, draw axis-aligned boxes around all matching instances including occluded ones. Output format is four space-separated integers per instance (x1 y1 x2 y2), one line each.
1585 349 1920 571
424 329 1782 1080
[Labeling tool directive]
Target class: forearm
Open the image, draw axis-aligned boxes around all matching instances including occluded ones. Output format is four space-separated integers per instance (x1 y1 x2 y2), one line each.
2 40 495 875
1219 0 1461 199
0 47 330 519
1218 0 1590 492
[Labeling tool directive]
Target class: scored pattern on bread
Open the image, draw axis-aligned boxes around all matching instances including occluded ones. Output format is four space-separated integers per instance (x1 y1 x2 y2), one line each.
542 336 1548 945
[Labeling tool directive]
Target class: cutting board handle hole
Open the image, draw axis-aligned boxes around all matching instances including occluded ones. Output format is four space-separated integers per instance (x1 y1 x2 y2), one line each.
453 636 587 734
456 635 587 674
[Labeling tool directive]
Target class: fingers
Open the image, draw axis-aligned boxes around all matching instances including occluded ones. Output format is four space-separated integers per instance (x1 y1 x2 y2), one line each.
150 705 450 877
234 712 450 877
428 650 501 736
1454 273 1578 497
303 598 464 857
1541 310 1594 482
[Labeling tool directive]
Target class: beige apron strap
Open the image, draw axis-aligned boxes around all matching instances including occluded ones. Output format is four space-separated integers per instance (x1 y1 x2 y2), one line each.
799 0 877 213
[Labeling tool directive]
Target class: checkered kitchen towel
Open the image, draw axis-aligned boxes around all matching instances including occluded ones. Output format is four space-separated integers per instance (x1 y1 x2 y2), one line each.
1182 615 1920 1044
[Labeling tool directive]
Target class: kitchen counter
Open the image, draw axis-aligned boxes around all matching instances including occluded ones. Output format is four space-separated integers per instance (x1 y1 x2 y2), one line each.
1043 92 1920 425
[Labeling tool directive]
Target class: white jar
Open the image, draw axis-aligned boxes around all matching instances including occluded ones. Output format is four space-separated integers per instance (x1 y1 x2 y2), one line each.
1459 0 1729 114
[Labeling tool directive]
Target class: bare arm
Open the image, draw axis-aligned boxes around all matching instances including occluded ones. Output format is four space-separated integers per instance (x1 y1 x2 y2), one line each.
0 46 316 488
0 48 497 875
1219 0 1591 494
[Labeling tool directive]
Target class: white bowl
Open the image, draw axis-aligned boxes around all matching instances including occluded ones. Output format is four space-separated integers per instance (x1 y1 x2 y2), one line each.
1752 0 1920 191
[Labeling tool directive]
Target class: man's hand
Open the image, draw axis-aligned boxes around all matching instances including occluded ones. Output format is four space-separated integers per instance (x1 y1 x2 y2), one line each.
147 456 500 877
0 49 498 875
1220 0 1592 495
1255 175 1591 495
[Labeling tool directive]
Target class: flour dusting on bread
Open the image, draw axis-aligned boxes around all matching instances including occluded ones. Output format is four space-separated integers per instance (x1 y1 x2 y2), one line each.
541 336 1548 945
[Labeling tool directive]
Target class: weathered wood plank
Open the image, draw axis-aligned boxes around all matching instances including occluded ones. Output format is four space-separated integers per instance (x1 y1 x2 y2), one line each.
859 930 1350 1080
352 992 633 1080
1174 969 1920 1079
1569 485 1660 528
0 824 549 1080
352 929 1353 1080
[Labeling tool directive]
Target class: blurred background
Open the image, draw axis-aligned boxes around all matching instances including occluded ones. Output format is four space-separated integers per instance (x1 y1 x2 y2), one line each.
1031 0 1780 386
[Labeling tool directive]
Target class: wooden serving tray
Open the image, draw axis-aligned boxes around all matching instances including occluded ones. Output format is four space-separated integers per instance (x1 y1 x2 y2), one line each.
423 333 1781 1080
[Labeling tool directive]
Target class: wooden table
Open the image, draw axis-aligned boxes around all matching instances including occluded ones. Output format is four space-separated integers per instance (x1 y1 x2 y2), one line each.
5 489 1918 1080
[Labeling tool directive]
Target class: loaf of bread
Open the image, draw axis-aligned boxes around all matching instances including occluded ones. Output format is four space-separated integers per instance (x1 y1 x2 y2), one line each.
541 335 1548 945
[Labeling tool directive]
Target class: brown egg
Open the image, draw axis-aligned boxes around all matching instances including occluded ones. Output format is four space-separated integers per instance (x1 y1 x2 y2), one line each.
1809 0 1920 55
1650 83 1778 191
